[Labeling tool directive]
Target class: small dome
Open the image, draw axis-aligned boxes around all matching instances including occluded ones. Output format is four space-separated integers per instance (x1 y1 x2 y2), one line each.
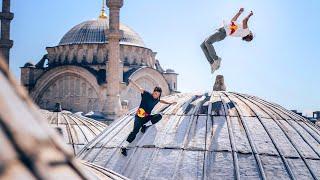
40 110 107 155
78 91 320 179
85 111 107 121
23 61 35 67
165 68 175 73
59 18 145 47
0 65 125 179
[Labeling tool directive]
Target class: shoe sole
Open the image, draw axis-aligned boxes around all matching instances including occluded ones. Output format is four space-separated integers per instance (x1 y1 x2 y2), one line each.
121 148 128 156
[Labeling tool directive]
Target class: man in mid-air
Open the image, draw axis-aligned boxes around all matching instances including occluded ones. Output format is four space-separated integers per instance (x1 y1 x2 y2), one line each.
201 8 254 73
121 79 177 156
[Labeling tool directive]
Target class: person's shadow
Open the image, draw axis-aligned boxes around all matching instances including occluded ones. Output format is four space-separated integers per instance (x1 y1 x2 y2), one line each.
212 100 236 115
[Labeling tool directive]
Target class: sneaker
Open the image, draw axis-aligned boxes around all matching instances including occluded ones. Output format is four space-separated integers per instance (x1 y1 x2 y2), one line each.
141 125 150 133
211 57 222 74
121 147 127 156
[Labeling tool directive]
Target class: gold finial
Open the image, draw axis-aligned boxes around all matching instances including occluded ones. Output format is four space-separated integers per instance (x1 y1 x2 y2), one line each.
99 0 107 19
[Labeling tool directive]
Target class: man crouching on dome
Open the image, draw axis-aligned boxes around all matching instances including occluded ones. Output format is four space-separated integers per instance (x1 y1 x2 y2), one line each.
201 8 254 74
121 79 177 156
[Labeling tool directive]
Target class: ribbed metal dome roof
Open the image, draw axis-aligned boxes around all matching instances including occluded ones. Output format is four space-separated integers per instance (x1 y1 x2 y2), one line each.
59 18 146 47
0 61 126 180
81 161 129 180
78 91 320 179
40 110 107 155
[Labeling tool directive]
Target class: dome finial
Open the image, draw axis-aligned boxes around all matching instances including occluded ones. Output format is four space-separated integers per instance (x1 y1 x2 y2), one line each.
99 0 107 19
213 75 226 91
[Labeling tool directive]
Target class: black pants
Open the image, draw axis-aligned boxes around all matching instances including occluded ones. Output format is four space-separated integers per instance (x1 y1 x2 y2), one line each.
126 114 162 143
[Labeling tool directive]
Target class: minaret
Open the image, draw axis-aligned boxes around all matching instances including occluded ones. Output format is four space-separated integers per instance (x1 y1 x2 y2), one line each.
105 0 123 120
0 0 14 68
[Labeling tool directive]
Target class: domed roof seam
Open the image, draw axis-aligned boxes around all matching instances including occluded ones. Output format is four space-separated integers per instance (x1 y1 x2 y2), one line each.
252 95 320 158
218 93 241 179
60 112 77 155
78 115 106 133
222 92 267 179
67 115 91 143
247 93 320 143
227 92 296 179
233 92 319 178
252 94 320 134
76 114 133 159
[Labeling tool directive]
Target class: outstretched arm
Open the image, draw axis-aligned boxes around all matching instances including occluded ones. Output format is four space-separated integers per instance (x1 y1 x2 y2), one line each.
160 100 177 105
242 11 253 29
231 8 244 22
129 79 144 94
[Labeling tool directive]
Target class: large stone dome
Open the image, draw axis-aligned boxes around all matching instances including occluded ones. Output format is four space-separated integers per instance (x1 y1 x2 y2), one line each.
59 18 145 47
78 91 320 179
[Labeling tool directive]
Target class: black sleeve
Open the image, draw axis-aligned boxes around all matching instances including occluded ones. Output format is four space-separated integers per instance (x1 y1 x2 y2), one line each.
141 90 151 98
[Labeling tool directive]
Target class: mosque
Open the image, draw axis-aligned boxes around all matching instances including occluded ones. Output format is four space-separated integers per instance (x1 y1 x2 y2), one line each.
20 0 178 121
1 0 320 179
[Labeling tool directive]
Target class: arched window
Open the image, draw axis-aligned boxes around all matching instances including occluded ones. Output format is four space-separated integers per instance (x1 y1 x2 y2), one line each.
124 57 130 66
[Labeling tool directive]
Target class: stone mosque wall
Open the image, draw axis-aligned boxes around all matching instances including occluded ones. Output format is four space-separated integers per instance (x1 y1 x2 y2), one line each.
30 66 104 113
46 44 156 69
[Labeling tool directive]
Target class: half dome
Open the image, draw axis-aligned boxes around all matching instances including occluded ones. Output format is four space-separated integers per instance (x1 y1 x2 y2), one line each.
39 110 107 155
59 18 145 47
78 91 320 179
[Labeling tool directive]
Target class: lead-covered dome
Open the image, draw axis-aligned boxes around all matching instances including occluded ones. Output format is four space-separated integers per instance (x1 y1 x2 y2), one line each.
39 109 107 155
78 91 320 179
59 18 145 47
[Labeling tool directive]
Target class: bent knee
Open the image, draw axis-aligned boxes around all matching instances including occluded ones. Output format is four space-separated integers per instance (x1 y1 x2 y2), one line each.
151 114 162 124
200 41 206 48
203 40 213 49
201 41 210 51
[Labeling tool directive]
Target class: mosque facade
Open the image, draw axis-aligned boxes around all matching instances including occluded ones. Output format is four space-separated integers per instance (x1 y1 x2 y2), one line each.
20 1 178 120
2 0 320 179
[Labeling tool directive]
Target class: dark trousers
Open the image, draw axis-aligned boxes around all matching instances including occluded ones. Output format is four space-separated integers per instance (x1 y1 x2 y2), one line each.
200 27 227 64
126 114 162 143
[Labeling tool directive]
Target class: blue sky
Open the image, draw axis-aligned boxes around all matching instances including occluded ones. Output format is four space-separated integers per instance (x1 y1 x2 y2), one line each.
10 0 319 115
